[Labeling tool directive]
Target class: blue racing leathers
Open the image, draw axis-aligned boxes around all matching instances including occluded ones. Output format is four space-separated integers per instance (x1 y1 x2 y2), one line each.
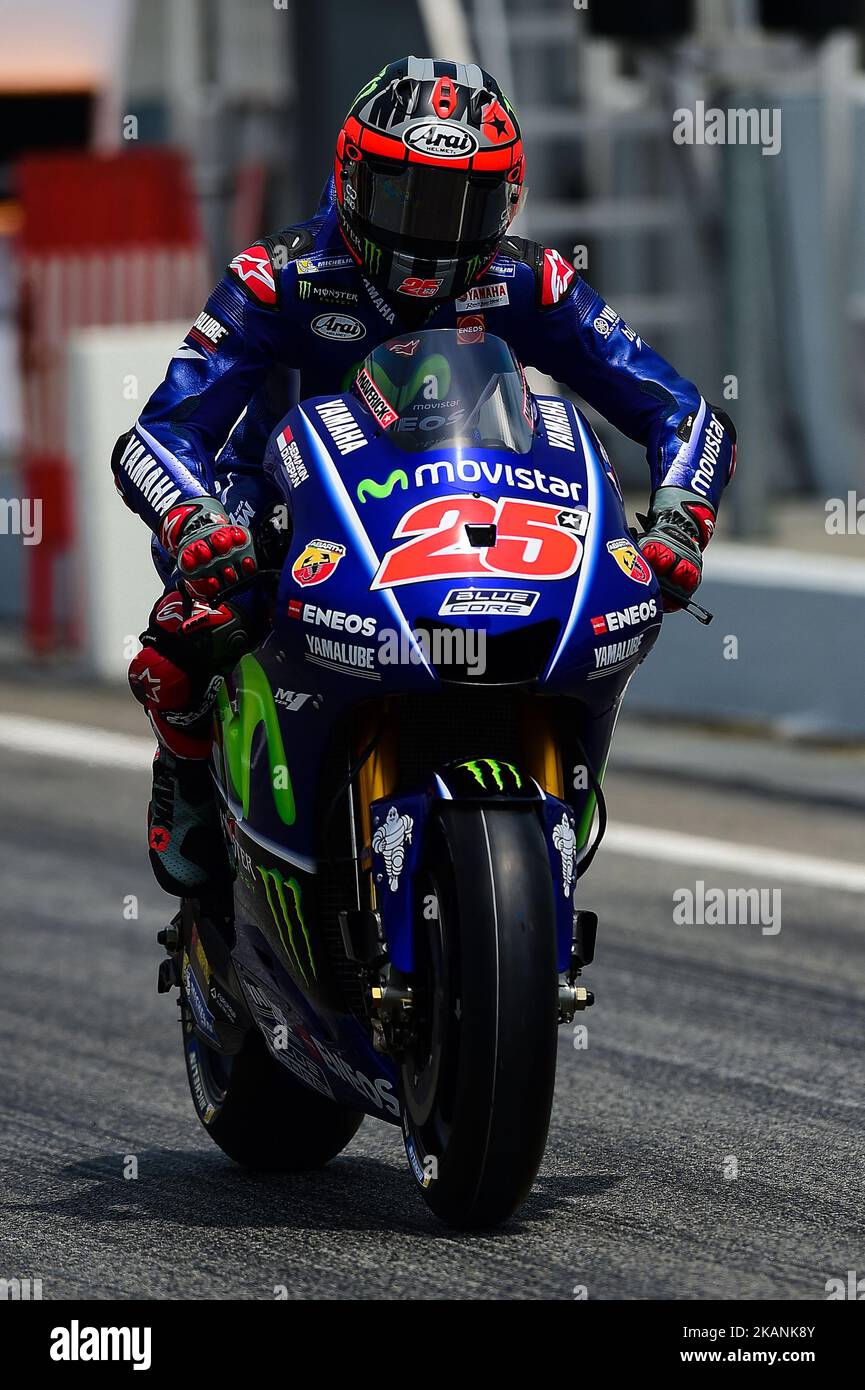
112 180 736 568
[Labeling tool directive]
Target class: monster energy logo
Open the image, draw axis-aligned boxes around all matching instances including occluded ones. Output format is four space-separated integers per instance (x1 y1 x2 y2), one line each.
363 238 383 274
216 654 296 824
298 279 312 299
356 470 408 502
351 65 387 108
458 758 523 791
464 252 487 283
257 865 316 984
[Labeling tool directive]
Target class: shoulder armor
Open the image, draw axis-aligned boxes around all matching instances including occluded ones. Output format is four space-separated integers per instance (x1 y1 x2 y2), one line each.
498 235 543 278
496 237 579 310
227 226 315 309
263 225 316 265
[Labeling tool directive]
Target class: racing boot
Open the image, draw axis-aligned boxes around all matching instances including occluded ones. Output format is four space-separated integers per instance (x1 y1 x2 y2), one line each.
128 589 247 898
147 745 229 897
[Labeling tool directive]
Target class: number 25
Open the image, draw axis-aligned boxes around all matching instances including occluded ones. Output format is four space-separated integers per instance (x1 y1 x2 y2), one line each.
371 495 583 589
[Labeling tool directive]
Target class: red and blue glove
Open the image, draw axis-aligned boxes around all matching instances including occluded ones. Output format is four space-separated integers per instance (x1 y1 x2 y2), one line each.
160 496 257 601
637 486 716 613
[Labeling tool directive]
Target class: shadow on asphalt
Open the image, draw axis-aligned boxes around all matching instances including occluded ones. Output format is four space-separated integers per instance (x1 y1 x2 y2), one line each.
5 1152 626 1239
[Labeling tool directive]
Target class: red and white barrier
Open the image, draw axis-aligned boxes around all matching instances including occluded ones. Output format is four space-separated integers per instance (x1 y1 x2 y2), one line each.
16 150 209 653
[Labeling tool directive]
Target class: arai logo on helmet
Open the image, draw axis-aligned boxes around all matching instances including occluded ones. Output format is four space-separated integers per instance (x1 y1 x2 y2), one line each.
311 313 367 342
403 120 480 159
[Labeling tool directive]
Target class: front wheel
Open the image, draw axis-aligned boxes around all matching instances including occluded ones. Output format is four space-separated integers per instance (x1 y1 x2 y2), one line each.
401 803 559 1228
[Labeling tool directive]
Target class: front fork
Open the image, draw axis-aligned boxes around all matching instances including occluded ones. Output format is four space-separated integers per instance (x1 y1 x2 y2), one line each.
342 719 600 1052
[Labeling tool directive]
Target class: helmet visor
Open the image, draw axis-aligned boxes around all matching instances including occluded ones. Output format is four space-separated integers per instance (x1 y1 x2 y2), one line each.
344 158 511 257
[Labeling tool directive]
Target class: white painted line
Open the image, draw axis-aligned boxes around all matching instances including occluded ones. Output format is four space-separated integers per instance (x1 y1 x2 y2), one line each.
0 714 153 772
604 823 865 895
1 713 863 894
709 543 865 594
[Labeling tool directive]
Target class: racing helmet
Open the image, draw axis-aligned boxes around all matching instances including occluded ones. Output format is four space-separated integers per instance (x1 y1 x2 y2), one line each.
334 57 525 303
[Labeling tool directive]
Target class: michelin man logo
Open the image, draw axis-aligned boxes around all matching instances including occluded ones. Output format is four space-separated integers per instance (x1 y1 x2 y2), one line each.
552 812 577 898
372 805 414 892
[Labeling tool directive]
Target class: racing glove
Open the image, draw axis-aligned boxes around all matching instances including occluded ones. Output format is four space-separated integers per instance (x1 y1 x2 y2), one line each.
160 496 257 601
637 486 716 613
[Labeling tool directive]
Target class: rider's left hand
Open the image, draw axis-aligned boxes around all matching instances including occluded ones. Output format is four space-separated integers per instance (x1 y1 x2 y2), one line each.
637 486 716 612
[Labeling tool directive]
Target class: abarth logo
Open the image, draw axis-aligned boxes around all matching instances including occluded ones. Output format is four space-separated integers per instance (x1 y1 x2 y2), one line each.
291 539 346 587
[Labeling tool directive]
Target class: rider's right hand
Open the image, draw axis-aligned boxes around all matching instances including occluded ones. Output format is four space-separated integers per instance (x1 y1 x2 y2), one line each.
160 496 257 601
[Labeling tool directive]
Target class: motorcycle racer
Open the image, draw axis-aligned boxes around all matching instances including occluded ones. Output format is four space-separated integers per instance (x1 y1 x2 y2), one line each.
114 56 736 896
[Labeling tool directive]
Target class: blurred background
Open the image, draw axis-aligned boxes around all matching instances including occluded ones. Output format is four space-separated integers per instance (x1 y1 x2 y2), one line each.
0 0 863 737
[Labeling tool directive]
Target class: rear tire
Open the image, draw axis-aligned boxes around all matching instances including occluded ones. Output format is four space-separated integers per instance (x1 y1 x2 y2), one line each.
182 1009 363 1171
401 803 558 1228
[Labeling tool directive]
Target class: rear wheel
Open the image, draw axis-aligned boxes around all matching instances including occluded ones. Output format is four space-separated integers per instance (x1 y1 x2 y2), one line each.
182 1002 363 1171
401 803 558 1227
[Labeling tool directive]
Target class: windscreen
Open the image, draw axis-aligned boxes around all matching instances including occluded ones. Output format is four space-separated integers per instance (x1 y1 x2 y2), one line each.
353 328 535 455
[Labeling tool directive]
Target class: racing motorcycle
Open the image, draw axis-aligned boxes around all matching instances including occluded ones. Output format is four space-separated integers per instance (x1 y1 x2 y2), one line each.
157 327 664 1228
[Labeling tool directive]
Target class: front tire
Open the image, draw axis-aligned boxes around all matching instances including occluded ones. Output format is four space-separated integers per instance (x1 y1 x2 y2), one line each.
401 803 559 1228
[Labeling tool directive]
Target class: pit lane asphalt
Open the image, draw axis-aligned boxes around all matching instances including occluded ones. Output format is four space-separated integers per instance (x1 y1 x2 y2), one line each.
0 701 863 1301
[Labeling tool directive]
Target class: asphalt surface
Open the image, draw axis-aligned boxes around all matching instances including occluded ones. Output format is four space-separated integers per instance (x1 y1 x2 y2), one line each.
0 695 863 1301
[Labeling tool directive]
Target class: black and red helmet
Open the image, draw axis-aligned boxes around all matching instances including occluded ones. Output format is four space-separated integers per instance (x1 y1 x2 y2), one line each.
334 57 525 302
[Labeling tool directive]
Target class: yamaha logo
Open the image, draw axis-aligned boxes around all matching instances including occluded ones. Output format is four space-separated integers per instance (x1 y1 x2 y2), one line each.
311 313 367 342
403 121 479 159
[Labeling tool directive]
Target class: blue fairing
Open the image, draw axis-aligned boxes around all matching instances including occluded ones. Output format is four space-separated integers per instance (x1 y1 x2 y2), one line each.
263 385 662 704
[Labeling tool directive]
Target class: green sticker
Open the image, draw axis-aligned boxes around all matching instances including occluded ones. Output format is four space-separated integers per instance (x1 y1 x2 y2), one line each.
216 654 295 825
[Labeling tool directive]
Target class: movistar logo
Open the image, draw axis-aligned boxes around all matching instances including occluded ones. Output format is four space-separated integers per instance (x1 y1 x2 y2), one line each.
457 758 523 790
356 469 408 503
216 654 295 824
257 865 315 983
